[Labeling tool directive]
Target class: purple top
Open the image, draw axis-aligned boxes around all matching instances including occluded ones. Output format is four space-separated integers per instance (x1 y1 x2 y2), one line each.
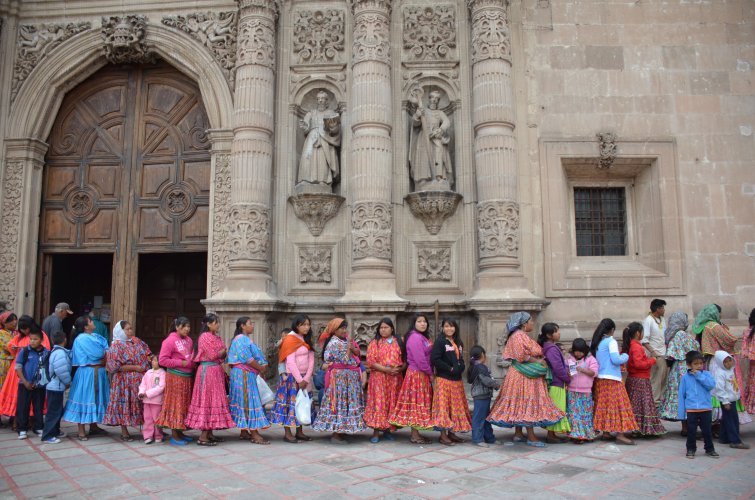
406 330 432 375
543 341 571 388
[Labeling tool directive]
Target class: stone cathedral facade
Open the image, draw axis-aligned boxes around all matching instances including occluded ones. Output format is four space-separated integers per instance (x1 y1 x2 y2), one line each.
0 0 752 372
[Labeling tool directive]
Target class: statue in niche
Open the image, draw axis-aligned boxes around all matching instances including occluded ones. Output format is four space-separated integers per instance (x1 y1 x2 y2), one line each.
296 90 341 194
408 87 454 191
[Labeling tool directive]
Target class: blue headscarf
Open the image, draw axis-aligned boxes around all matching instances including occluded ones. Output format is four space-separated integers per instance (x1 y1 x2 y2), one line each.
506 311 531 334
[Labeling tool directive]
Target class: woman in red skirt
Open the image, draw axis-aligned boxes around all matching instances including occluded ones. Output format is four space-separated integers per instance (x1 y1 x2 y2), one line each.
156 317 196 446
365 317 405 443
623 322 667 436
389 313 434 444
431 318 472 445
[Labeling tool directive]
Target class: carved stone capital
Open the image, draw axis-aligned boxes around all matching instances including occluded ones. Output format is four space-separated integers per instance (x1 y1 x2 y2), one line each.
351 201 392 261
0 161 24 309
405 191 463 235
403 5 457 61
597 132 618 169
467 0 509 12
101 15 155 65
293 9 345 65
477 200 519 258
469 2 511 63
351 0 392 16
352 11 391 65
228 203 270 261
238 0 280 19
288 193 345 237
236 16 275 68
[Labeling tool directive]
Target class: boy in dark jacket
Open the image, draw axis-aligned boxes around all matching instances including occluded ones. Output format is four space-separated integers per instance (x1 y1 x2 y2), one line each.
41 331 72 443
678 350 719 459
468 345 500 447
15 331 49 439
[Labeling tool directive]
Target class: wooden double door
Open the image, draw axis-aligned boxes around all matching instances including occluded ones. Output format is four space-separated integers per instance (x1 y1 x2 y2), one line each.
37 62 211 347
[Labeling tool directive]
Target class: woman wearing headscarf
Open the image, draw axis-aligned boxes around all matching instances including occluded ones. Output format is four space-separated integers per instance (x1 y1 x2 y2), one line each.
658 312 699 435
0 312 18 426
312 318 366 443
63 315 110 440
102 320 151 441
693 304 738 360
487 311 564 447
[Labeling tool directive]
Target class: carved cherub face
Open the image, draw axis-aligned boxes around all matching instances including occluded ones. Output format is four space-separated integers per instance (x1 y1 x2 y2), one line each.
316 92 329 111
428 91 441 109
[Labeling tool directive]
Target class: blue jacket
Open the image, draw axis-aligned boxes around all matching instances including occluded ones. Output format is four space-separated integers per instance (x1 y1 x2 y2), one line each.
678 369 715 419
47 345 72 392
15 346 48 387
595 337 628 382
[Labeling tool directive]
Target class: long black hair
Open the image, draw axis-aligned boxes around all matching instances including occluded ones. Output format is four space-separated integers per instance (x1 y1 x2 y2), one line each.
172 316 191 333
374 317 405 363
201 313 219 333
467 345 486 383
570 338 589 357
1 313 17 328
321 320 348 361
71 315 90 338
404 312 430 346
589 318 616 356
537 322 559 347
621 322 643 354
749 308 755 340
439 317 463 349
234 316 251 337
18 315 41 335
291 314 313 349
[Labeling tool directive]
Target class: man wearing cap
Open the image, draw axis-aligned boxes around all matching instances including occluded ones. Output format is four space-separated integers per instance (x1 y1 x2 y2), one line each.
42 303 73 343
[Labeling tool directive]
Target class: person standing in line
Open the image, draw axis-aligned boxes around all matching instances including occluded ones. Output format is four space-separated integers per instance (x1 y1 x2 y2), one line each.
0 312 18 428
138 355 166 444
710 351 750 450
658 311 699 436
41 331 71 444
364 318 405 443
623 322 667 436
678 351 718 459
565 339 599 444
741 308 755 414
430 318 471 446
642 299 667 405
468 346 499 447
539 323 571 443
14 330 49 440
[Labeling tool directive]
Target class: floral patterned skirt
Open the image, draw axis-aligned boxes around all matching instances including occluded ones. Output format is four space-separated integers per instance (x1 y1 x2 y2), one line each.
431 378 471 432
102 371 143 426
625 377 667 435
269 374 302 428
185 363 235 430
659 360 686 421
312 369 366 434
487 368 564 428
745 362 755 415
155 371 193 430
364 371 403 430
593 378 637 433
389 369 433 430
545 386 571 433
567 391 598 441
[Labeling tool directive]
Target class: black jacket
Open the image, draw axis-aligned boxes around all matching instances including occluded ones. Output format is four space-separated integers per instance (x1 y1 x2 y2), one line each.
431 337 465 381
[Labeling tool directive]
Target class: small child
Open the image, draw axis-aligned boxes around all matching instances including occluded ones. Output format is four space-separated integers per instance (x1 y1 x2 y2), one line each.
623 322 666 436
276 328 290 378
678 351 719 459
468 345 499 447
139 355 166 444
539 323 571 443
41 331 71 444
15 331 49 440
711 350 750 449
565 338 598 443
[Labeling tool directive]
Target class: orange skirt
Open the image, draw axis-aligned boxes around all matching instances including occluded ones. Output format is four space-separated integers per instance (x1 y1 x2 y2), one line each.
364 370 403 430
593 378 638 433
155 371 193 430
431 378 471 432
487 367 564 428
389 369 433 430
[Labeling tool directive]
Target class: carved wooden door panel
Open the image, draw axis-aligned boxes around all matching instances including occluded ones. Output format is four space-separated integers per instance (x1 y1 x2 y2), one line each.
40 63 211 323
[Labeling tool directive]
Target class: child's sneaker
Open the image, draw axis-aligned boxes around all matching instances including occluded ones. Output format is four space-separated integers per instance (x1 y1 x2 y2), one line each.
18 431 27 440
42 437 61 444
144 438 154 445
705 451 720 458
33 430 43 436
56 431 67 438
685 450 695 459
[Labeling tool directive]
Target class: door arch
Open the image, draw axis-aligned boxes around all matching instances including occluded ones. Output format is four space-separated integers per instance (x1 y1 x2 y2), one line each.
37 62 211 345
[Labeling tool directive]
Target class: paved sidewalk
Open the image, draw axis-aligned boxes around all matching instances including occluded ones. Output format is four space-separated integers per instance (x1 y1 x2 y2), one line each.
0 421 753 499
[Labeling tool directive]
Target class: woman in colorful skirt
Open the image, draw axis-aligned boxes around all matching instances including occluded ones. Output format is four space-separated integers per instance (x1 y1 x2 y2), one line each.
185 313 235 446
565 338 598 443
63 315 110 440
102 320 151 441
270 314 315 443
430 318 471 445
228 316 271 445
390 313 435 444
313 318 366 443
539 322 571 443
0 312 18 427
741 308 755 414
365 317 405 443
155 316 196 446
590 318 638 445
659 311 699 435
623 322 666 436
488 312 564 447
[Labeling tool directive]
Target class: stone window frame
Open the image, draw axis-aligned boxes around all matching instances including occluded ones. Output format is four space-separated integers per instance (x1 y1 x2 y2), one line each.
540 138 685 297
568 181 635 259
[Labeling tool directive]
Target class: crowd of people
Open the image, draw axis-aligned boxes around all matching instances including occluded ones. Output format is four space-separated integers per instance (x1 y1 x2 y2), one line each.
0 300 753 460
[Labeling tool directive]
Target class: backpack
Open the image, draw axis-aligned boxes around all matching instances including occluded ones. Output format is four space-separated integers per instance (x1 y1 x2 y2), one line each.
22 347 51 387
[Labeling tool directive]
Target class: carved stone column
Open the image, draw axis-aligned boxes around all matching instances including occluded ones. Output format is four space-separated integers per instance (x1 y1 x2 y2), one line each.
344 0 404 305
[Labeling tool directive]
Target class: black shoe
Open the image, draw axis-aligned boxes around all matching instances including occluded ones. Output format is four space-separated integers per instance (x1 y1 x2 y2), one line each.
686 451 695 459
705 451 720 458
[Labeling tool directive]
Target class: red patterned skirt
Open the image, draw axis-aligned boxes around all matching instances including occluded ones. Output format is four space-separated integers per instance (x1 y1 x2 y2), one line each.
431 378 471 432
593 378 638 433
155 371 193 430
487 368 564 428
625 377 667 436
389 368 433 430
185 363 235 430
364 371 403 430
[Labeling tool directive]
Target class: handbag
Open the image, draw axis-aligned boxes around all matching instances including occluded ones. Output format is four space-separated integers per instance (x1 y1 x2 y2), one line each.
294 389 312 425
256 375 274 405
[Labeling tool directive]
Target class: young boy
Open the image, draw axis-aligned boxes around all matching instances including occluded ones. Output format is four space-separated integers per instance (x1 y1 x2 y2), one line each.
15 330 49 439
41 331 71 444
468 345 500 447
678 350 719 459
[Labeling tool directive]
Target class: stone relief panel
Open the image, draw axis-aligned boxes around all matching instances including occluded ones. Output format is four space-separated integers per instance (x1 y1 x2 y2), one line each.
11 22 92 101
478 200 520 258
298 246 333 284
352 202 392 261
102 15 155 65
403 5 456 61
210 154 231 296
353 319 380 354
161 11 237 89
0 161 24 309
352 13 391 65
417 246 452 282
469 4 511 63
597 132 618 169
228 204 270 261
292 9 345 65
237 17 275 68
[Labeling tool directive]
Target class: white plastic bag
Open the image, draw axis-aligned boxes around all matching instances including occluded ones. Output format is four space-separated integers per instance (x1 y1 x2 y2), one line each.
295 389 312 425
256 375 275 405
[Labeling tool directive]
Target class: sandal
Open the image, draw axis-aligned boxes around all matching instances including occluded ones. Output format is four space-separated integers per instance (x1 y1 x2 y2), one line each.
448 433 466 443
439 438 456 446
526 440 547 448
88 427 107 436
77 434 88 441
250 438 270 445
120 434 134 442
208 436 225 443
284 437 301 444
239 433 251 441
512 436 527 443
197 440 217 447
410 437 432 445
616 438 636 446
295 434 313 441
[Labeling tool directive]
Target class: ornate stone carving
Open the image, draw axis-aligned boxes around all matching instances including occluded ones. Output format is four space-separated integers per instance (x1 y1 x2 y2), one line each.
101 15 155 65
161 12 237 88
228 203 270 261
352 13 391 65
469 5 510 63
418 247 452 281
289 193 345 237
159 184 196 221
297 91 341 194
0 161 24 309
298 247 333 283
352 202 392 261
408 87 454 191
353 319 380 353
63 187 99 223
239 0 280 17
210 154 232 296
403 5 456 60
11 22 91 100
402 69 461 94
237 17 275 69
289 72 347 97
405 191 463 235
293 10 345 64
597 132 617 169
477 200 520 258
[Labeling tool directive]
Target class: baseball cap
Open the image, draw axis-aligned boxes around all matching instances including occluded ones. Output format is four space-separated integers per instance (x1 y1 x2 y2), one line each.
55 302 74 315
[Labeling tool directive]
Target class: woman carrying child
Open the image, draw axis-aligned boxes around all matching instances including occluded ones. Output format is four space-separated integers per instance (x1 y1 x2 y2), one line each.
364 318 405 443
431 318 471 446
565 338 598 443
624 322 667 436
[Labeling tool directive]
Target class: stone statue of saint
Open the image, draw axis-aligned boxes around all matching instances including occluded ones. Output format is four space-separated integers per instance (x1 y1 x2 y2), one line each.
296 91 341 193
408 88 453 191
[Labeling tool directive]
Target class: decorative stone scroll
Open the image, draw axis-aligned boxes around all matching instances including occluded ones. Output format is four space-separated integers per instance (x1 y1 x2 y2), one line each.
289 193 345 237
0 161 24 309
228 203 270 261
352 13 391 65
477 200 520 258
161 12 237 88
11 22 92 100
102 15 155 65
210 154 232 296
597 132 617 169
236 17 275 68
293 10 345 65
298 247 333 283
418 246 452 282
403 5 456 60
352 202 392 261
405 191 462 235
468 2 511 63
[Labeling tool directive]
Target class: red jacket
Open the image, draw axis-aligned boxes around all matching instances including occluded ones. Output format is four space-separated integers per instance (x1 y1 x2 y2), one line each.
627 339 656 378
